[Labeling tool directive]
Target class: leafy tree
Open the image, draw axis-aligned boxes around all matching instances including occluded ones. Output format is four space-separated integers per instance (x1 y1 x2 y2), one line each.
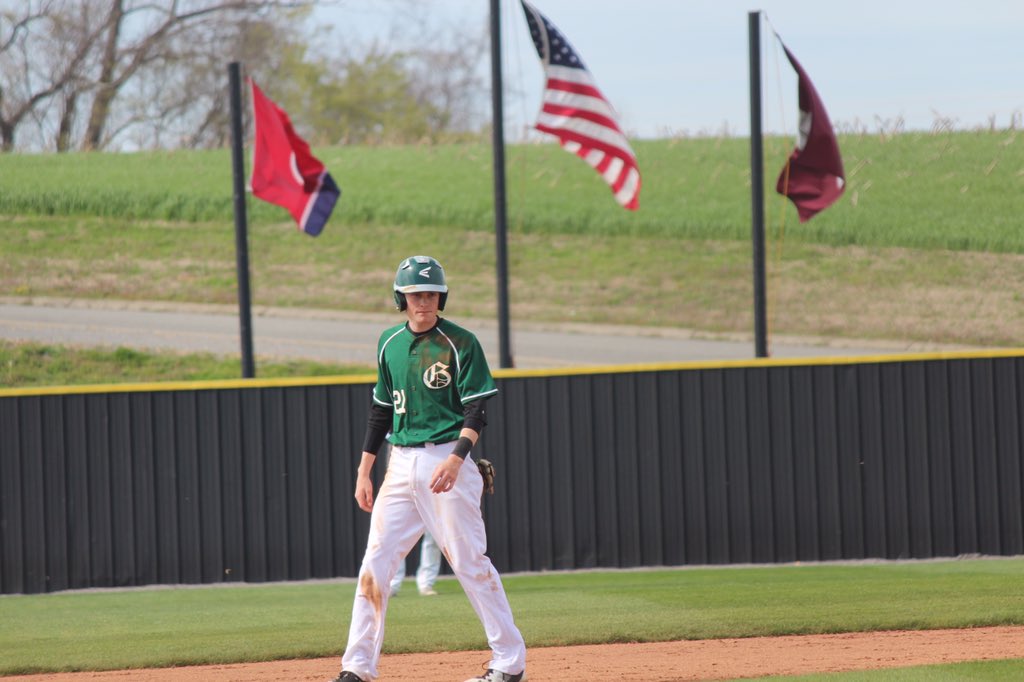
248 22 488 145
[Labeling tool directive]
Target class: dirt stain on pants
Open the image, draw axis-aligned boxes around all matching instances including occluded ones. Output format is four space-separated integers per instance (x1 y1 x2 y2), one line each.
360 572 383 619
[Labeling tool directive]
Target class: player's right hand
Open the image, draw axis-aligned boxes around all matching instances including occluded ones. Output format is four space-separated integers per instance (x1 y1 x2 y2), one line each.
354 476 374 512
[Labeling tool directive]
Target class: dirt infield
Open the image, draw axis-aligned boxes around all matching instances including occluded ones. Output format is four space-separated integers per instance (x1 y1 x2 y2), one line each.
7 626 1024 681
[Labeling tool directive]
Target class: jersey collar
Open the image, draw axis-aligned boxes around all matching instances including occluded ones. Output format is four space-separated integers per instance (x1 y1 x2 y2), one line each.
405 317 441 336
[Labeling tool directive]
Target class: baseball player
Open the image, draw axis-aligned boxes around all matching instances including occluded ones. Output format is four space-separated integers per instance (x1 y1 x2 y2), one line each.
332 256 527 682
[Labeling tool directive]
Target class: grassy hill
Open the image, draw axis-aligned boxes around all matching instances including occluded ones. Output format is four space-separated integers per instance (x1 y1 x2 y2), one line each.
1 130 1023 364
2 131 1022 250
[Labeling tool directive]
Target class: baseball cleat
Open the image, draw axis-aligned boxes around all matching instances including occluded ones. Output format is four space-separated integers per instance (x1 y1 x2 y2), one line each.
330 671 367 682
418 587 438 596
463 670 525 682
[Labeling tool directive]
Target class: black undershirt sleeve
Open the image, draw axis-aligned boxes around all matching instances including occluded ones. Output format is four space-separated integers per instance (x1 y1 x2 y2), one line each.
462 397 489 434
361 402 393 454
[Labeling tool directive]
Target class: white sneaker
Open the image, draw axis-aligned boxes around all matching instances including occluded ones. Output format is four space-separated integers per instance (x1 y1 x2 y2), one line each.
463 670 525 682
418 587 438 596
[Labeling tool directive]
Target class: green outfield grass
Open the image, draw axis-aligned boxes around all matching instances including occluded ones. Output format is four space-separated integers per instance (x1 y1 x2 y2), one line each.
763 658 1024 681
1 559 1022 676
1 131 1022 252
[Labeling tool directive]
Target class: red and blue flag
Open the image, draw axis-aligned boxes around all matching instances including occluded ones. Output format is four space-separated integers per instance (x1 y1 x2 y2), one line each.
249 79 340 236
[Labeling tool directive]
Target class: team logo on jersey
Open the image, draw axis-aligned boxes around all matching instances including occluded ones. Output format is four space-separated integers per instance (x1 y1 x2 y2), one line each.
423 361 452 389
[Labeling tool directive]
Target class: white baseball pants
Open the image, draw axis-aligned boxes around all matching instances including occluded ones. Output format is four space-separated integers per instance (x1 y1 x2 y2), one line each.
341 442 527 681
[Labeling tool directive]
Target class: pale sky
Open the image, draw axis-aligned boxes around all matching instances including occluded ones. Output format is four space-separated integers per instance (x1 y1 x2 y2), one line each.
317 0 1024 140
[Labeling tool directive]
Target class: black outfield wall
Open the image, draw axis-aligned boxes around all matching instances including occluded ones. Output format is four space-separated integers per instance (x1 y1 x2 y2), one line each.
2 351 1022 594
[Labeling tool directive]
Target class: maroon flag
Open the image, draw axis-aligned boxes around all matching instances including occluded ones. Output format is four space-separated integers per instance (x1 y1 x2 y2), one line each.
775 43 844 222
249 79 340 236
521 1 640 210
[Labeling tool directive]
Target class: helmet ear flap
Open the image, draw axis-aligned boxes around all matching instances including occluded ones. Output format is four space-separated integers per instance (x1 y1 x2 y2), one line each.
438 292 447 311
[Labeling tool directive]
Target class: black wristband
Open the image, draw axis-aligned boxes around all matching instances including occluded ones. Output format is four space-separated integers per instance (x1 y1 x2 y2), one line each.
451 436 473 459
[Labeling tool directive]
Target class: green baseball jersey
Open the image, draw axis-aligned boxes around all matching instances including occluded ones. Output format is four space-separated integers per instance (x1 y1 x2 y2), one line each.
372 317 498 446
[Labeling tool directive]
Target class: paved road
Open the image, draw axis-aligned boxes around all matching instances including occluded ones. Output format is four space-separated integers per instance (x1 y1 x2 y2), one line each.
0 299 965 370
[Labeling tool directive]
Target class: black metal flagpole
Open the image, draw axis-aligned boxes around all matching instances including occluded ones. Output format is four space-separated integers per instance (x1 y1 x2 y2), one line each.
228 61 256 378
748 11 768 358
489 0 514 368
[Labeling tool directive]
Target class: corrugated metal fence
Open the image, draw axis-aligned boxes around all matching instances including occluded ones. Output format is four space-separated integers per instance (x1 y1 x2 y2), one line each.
2 351 1023 594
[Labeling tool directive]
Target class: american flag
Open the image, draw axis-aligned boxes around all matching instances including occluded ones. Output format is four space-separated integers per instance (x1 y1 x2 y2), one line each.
521 1 641 210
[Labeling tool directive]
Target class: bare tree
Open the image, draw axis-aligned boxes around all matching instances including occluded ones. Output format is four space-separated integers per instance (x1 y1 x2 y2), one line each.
1 0 491 152
84 1 321 151
80 0 124 150
102 5 324 150
0 0 317 152
0 1 107 151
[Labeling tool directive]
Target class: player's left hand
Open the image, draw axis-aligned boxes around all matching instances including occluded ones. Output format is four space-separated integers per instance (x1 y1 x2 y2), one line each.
430 454 464 494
